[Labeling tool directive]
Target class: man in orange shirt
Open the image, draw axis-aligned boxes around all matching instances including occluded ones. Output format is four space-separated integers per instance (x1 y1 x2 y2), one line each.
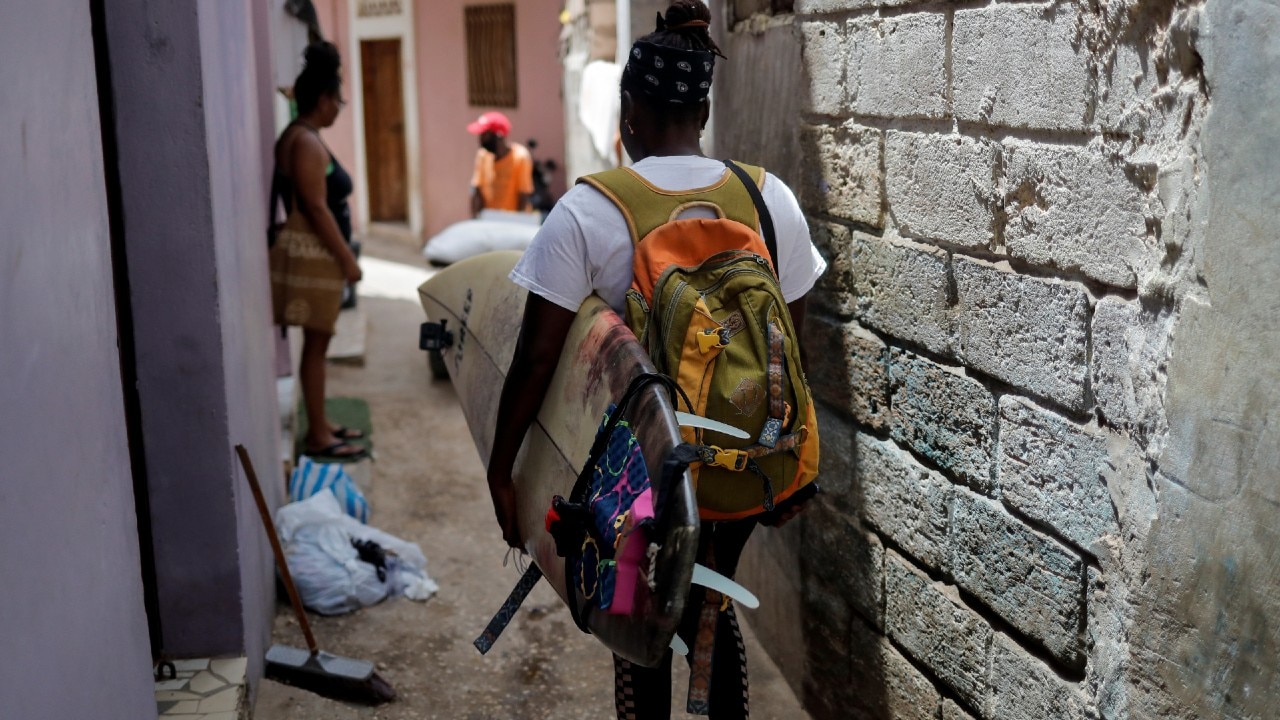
468 111 534 216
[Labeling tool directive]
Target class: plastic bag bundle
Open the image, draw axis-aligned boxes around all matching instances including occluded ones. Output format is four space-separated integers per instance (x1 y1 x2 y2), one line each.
275 490 439 615
289 456 369 523
422 211 541 266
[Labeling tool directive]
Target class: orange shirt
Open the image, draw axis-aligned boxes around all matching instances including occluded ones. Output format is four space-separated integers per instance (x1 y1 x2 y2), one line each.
471 143 534 212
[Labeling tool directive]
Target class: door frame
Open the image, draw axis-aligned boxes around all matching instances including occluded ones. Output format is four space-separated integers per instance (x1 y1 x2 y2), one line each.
348 2 422 236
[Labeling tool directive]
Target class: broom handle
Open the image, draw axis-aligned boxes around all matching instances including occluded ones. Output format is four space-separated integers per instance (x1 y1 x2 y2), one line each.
235 444 320 655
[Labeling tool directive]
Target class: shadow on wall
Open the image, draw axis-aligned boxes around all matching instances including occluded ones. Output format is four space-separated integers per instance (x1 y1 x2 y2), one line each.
796 422 895 720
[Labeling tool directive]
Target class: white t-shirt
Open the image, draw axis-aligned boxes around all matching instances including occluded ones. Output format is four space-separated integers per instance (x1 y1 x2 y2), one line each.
510 155 827 313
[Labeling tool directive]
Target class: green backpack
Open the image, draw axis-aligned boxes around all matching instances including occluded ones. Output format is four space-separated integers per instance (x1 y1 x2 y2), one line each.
578 161 820 520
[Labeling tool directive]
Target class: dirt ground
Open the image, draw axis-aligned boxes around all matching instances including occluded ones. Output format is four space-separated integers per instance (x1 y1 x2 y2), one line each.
253 235 810 720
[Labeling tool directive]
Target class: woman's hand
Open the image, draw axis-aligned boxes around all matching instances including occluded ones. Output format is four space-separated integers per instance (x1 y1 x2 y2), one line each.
341 254 363 284
759 490 815 528
768 503 806 528
488 472 521 549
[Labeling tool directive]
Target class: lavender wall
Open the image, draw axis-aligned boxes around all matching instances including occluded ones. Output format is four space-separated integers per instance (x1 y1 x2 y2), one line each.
0 2 157 717
199 0 283 686
104 0 279 660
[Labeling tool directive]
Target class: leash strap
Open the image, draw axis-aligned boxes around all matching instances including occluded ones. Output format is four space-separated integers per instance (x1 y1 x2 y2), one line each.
686 541 721 715
473 564 544 655
759 321 786 448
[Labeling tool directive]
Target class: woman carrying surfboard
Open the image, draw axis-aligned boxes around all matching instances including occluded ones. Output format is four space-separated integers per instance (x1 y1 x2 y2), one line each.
487 2 826 717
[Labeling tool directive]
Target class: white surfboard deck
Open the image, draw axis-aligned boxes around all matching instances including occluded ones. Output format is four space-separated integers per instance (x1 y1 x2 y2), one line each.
418 251 699 666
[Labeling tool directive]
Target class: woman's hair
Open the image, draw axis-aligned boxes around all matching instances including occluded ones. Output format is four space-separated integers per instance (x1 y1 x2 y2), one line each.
637 0 723 57
622 0 724 127
294 42 342 116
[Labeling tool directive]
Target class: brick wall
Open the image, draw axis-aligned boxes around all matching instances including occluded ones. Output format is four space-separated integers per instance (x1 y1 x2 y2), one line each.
709 0 1269 718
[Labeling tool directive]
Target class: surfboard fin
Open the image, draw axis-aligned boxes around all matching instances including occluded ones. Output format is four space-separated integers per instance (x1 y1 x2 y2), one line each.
691 564 760 609
418 320 453 351
670 635 689 656
675 412 750 439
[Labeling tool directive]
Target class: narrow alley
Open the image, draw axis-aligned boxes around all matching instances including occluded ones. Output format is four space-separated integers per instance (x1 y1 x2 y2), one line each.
7 2 1279 719
252 234 807 719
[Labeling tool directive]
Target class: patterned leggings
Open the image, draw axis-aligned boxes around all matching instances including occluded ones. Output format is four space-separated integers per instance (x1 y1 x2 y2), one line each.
613 520 758 720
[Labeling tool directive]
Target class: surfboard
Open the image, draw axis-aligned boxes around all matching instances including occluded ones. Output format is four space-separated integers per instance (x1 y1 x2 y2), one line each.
417 251 700 667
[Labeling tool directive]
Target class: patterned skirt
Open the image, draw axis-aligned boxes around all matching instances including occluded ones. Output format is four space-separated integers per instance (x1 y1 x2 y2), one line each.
269 217 345 334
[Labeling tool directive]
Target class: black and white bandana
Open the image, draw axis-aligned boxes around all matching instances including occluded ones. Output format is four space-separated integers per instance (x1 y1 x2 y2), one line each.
624 40 715 104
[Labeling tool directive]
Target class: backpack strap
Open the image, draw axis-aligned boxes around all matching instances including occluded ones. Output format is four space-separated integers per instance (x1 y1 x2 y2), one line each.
578 162 766 245
724 160 778 276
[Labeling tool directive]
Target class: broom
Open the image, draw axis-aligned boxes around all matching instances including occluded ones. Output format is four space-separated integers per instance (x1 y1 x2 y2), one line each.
235 444 396 705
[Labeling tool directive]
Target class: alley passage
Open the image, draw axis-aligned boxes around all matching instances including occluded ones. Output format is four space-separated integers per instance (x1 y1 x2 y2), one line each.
254 235 808 719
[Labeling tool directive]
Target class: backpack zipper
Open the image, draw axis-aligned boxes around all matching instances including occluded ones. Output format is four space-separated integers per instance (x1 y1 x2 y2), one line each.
648 252 779 359
626 289 651 347
695 263 777 299
659 280 689 355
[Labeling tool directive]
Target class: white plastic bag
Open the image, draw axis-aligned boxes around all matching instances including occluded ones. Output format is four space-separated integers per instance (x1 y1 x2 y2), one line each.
275 490 438 615
422 216 540 266
476 209 541 226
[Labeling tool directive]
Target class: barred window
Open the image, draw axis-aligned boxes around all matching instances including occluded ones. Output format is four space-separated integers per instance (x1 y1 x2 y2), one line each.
465 4 518 108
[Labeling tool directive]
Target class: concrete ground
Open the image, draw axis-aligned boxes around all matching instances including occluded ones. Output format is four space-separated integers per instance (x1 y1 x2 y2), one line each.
253 235 810 719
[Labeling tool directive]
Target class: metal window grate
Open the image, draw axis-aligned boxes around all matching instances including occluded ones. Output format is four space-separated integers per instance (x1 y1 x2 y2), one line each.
465 4 518 108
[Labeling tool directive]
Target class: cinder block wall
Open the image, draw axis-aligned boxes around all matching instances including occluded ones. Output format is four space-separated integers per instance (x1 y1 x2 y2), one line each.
716 1 1280 719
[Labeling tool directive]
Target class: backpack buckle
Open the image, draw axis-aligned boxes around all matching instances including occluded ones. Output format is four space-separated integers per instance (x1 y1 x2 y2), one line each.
697 327 729 353
699 446 747 471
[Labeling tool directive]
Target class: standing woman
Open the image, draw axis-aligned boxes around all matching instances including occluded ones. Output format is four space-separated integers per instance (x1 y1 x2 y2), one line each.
487 2 826 717
270 42 366 459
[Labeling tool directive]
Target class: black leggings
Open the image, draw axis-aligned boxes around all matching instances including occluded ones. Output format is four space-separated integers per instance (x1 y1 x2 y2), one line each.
613 520 757 720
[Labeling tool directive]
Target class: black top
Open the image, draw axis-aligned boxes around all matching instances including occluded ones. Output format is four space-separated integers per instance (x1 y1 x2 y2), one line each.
274 123 354 242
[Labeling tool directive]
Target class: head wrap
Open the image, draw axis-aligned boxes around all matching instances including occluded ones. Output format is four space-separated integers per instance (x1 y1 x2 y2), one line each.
624 40 715 104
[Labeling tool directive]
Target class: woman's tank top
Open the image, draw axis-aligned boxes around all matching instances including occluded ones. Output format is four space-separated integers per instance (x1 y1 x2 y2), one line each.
275 122 354 242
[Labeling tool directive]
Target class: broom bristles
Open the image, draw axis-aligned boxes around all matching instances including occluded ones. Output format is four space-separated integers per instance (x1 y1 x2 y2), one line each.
266 662 396 705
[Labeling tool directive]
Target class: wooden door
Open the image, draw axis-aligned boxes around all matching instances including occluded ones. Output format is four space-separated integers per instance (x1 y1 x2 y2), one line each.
361 39 408 222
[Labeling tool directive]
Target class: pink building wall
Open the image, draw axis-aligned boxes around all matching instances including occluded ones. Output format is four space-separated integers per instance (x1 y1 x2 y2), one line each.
313 0 363 225
309 0 566 240
416 0 567 238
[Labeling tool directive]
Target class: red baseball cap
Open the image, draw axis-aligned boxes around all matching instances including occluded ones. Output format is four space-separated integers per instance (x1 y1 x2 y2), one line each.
466 111 511 137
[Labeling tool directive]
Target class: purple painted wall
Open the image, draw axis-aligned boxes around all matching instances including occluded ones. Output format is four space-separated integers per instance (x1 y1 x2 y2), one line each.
198 0 282 686
0 2 157 718
104 0 280 662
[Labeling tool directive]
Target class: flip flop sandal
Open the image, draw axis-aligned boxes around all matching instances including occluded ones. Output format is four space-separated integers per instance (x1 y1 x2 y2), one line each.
305 441 368 460
333 426 366 441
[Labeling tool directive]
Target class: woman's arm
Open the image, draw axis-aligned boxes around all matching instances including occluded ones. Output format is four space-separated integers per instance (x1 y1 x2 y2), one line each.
292 132 360 281
487 293 577 548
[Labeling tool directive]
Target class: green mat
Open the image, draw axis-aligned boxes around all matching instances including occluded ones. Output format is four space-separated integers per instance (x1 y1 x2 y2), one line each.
295 396 373 463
